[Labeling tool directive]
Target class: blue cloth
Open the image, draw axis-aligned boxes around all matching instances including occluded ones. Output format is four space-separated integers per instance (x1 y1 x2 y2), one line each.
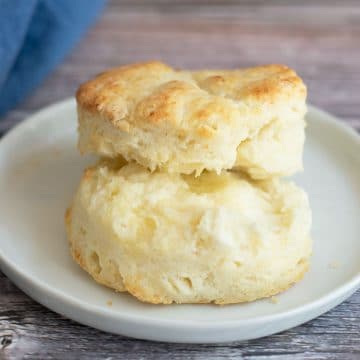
0 0 106 116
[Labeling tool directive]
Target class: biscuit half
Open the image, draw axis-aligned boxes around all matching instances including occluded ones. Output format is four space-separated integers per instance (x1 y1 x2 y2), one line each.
76 62 307 178
66 160 312 304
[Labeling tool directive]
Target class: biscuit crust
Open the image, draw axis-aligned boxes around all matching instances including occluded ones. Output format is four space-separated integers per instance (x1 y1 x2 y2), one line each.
77 62 306 177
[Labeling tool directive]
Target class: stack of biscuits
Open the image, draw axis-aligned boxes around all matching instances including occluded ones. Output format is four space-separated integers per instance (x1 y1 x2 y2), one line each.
65 61 312 305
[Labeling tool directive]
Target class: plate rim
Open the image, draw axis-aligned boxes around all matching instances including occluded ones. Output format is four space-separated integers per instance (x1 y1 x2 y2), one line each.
0 98 359 332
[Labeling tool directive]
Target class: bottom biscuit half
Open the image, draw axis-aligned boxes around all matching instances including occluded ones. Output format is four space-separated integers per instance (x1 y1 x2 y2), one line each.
65 160 312 305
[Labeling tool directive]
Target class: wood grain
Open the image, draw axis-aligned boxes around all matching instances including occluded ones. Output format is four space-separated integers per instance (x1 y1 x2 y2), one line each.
1 1 359 359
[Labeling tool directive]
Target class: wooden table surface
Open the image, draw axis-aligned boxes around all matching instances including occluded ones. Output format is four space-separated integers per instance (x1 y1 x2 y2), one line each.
1 1 359 359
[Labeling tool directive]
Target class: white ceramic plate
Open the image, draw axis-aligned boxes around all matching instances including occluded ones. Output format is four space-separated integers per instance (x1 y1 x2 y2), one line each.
0 99 359 343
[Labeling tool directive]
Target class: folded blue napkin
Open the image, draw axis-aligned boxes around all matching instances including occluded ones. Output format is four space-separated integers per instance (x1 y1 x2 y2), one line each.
0 0 106 117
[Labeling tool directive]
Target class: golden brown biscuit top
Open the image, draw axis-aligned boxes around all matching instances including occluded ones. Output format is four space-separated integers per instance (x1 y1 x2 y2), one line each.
76 61 306 129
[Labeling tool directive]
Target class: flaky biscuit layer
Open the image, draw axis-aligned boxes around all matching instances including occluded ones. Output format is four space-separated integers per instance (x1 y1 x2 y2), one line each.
77 62 306 178
66 160 312 304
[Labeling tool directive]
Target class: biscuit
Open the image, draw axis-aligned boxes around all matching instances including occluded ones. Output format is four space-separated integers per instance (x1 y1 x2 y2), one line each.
66 160 312 304
76 62 306 178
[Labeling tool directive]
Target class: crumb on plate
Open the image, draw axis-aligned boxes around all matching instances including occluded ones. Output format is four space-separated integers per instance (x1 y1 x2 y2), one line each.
328 261 340 269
